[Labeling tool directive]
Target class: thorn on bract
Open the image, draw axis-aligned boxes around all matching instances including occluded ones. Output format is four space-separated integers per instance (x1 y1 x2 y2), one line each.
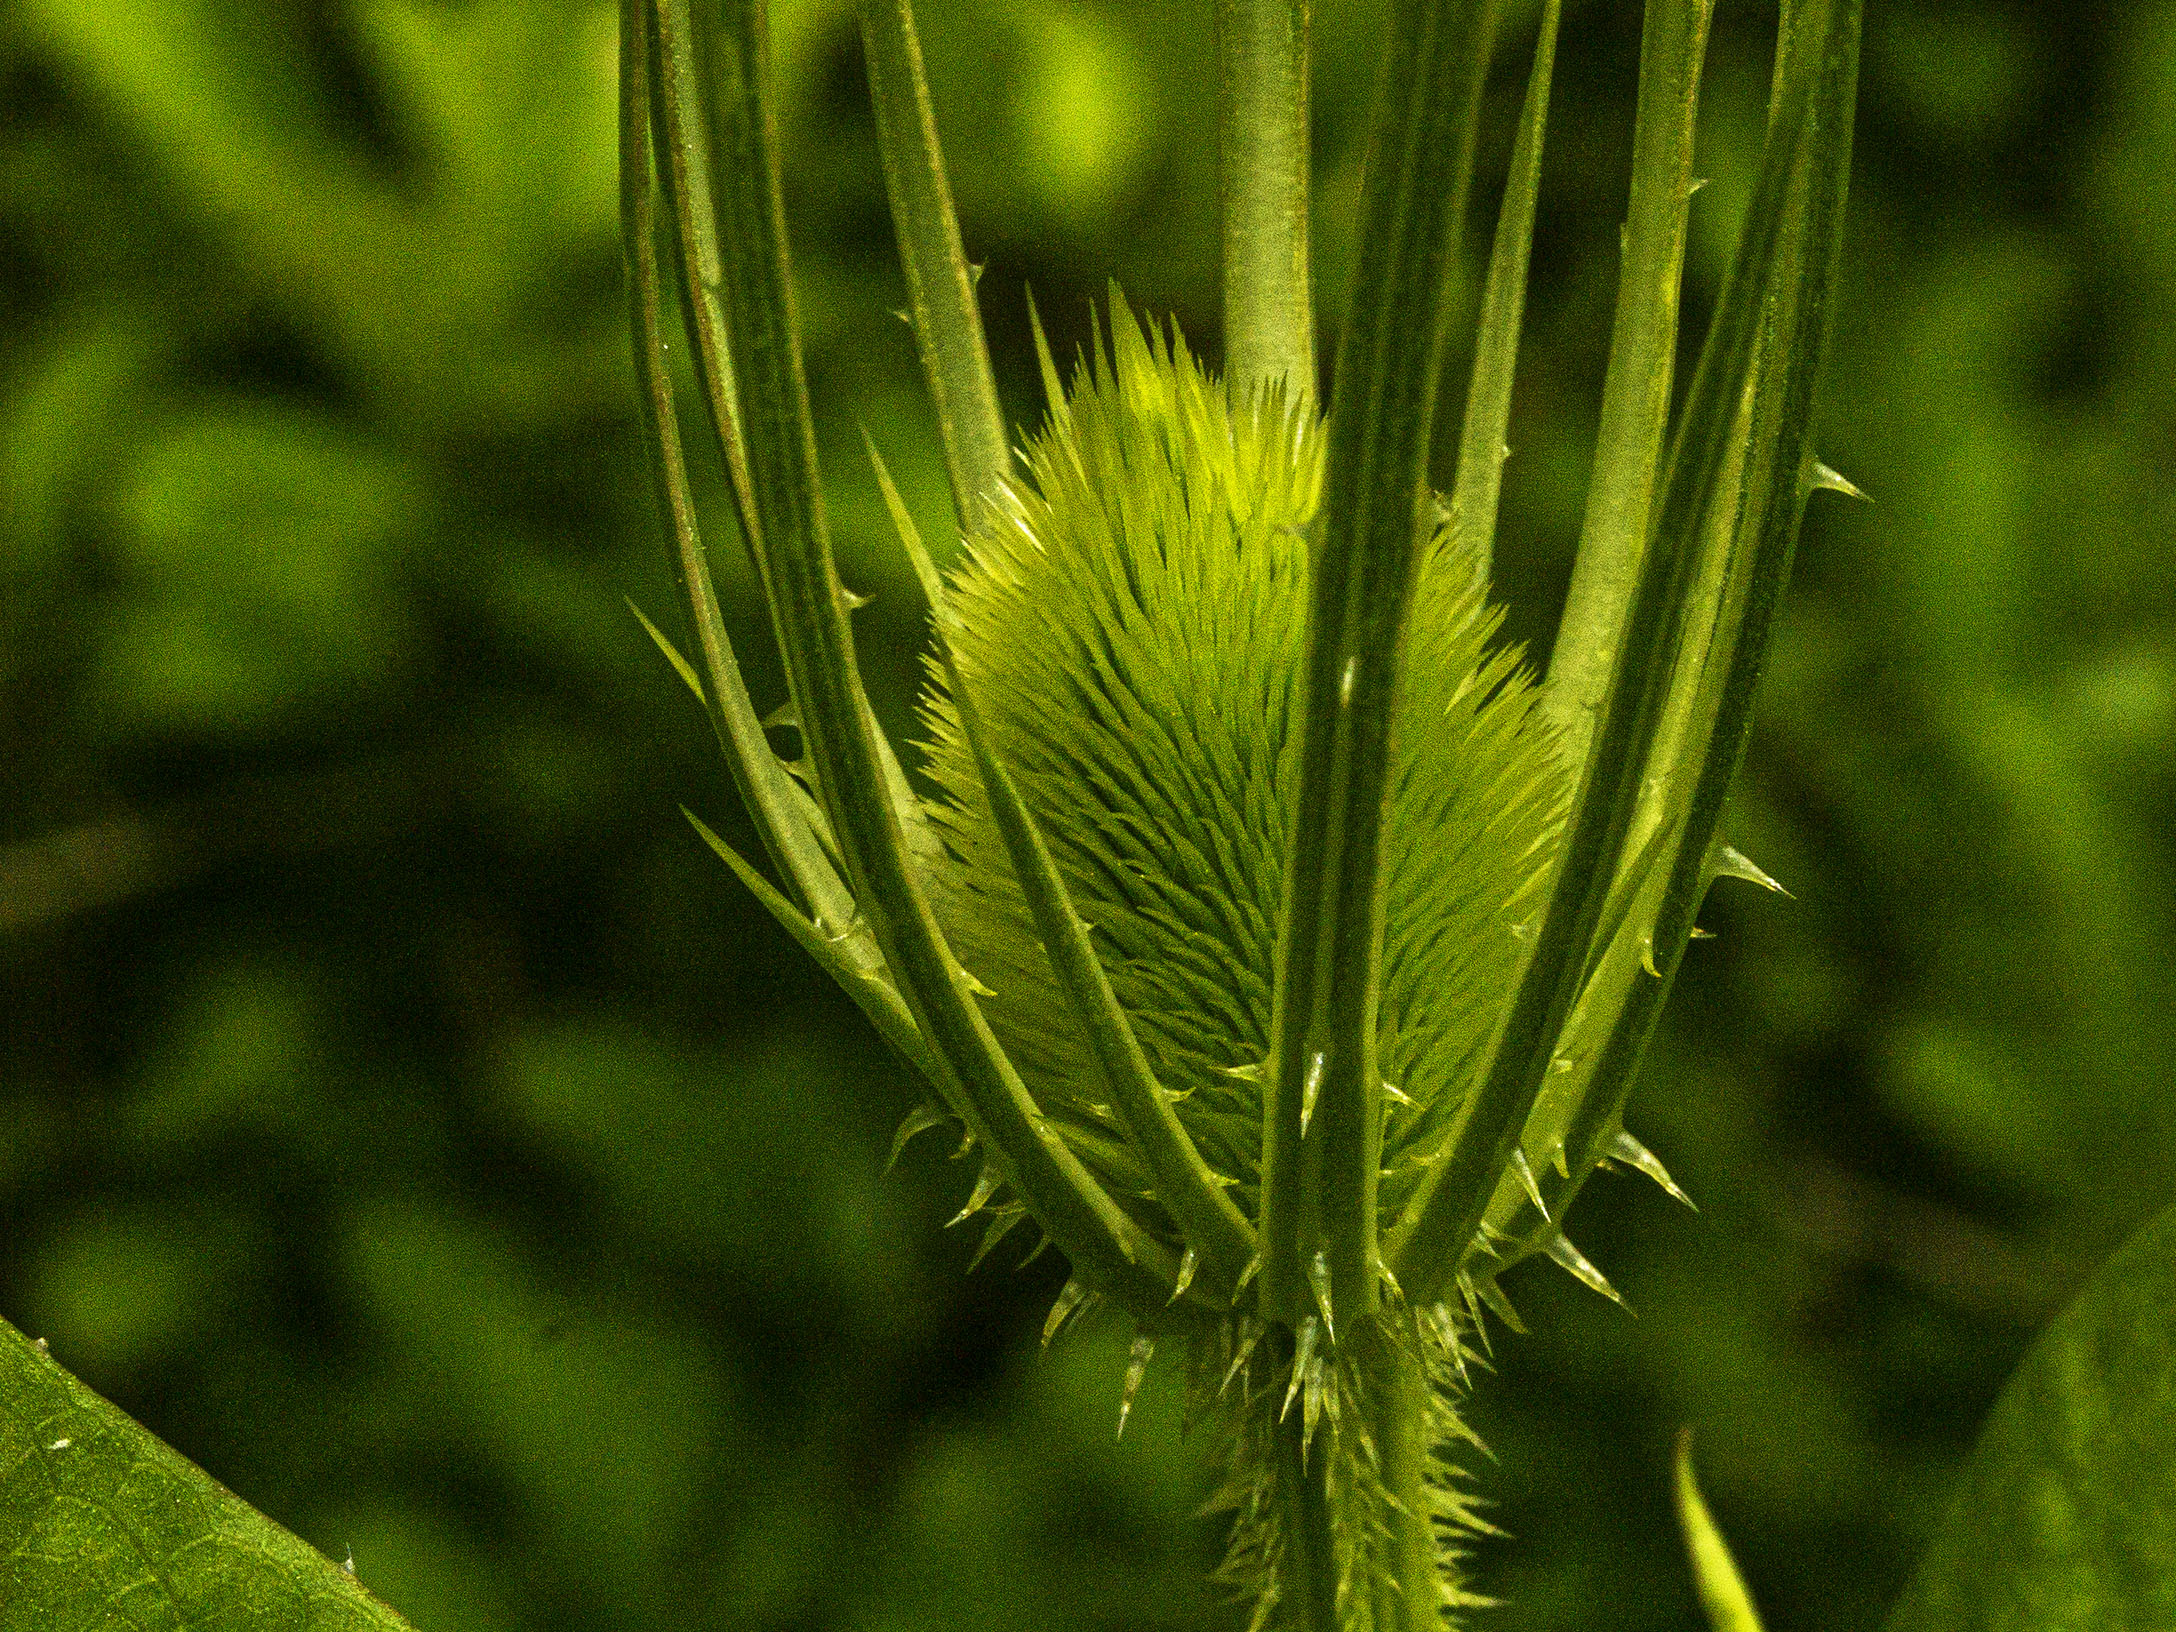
1714 844 1792 897
1222 1314 1266 1395
948 1162 1002 1227
1455 1275 1494 1357
1545 1231 1628 1309
1607 1128 1696 1209
1510 1148 1550 1221
967 1206 1026 1271
888 1103 947 1171
1043 1278 1097 1349
1476 1276 1528 1335
1281 1317 1320 1422
1308 1248 1336 1342
1301 1347 1328 1454
1169 1245 1200 1304
1117 1331 1155 1437
1811 460 1871 501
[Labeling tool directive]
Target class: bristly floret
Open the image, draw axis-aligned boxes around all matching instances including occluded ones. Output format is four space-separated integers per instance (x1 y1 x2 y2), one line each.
919 299 1568 1231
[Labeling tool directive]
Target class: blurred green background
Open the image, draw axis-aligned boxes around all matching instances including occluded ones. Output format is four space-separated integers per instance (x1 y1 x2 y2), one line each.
3 1 2172 1628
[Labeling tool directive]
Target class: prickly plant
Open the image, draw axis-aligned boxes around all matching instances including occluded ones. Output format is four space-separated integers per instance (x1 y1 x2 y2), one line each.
620 0 1861 1626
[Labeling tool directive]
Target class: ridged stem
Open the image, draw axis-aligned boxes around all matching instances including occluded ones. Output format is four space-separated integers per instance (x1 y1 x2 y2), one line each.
1447 0 1562 585
1272 1329 1342 1632
1361 1320 1443 1632
1260 0 1499 1331
857 0 1010 524
1390 0 1858 1306
1545 0 1715 769
1217 0 1315 402
622 0 859 941
1515 0 1861 1265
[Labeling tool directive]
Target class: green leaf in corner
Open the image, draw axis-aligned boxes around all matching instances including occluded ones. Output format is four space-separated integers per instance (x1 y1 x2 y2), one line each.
1888 1200 2176 1632
0 1316 416 1630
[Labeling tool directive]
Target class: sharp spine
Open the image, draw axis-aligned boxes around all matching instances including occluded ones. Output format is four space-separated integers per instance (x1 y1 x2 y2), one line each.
1042 1279 1097 1349
947 1162 1003 1227
1117 1332 1155 1438
887 1103 947 1171
1281 1317 1321 1423
1307 1248 1337 1342
1510 1148 1550 1221
1607 1128 1695 1209
1168 1245 1200 1305
1811 461 1871 501
1476 1276 1528 1335
1544 1231 1628 1308
1715 844 1792 896
966 1206 1026 1271
1222 1315 1267 1395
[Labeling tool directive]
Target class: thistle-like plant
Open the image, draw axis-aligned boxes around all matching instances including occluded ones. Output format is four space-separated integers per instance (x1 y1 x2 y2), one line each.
620 0 1860 1626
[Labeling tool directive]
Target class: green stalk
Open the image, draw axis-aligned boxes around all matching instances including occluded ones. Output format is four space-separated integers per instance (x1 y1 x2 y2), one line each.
1389 0 1858 1307
1217 0 1315 402
1272 1331 1342 1632
1519 0 1862 1259
1361 1321 1443 1632
645 0 762 577
621 0 862 943
857 0 1011 525
664 0 1186 1317
1447 0 1562 583
1545 0 1715 770
1260 0 1499 1334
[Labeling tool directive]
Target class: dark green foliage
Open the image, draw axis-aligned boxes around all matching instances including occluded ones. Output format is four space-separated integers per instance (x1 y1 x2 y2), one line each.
1888 1201 2176 1632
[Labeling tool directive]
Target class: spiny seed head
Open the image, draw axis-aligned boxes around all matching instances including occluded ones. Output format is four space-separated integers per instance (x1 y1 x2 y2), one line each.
919 301 1569 1237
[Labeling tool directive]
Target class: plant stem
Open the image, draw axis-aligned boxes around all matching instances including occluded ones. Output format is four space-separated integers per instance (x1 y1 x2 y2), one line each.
1544 0 1714 770
858 0 1011 525
1261 0 1498 1333
1272 1332 1342 1632
1447 0 1561 586
1362 1321 1443 1632
1390 0 1858 1308
1217 0 1315 402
